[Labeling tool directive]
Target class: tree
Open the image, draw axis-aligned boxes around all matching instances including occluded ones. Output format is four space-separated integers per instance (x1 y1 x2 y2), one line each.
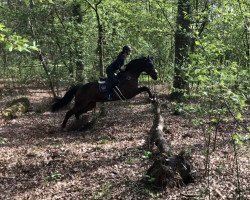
72 2 85 82
84 0 104 77
170 0 192 101
0 23 37 52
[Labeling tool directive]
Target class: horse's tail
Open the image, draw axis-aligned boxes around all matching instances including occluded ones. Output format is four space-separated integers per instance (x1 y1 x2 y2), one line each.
51 84 81 112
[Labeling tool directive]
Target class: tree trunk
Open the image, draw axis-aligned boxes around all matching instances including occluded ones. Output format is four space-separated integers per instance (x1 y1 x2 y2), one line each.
170 0 192 101
84 0 104 77
28 0 56 98
84 0 105 115
72 2 85 82
95 9 104 77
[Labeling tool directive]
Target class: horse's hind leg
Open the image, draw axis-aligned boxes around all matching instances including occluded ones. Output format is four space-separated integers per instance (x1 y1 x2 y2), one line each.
61 107 78 128
75 102 96 119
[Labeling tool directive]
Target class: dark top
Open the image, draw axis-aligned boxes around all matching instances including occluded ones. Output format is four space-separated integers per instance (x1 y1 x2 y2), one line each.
106 53 125 74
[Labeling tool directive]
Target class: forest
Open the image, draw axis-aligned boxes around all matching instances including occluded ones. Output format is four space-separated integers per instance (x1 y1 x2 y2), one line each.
0 0 249 199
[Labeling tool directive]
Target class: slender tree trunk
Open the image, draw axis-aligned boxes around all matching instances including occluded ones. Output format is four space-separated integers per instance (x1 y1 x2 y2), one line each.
237 0 249 68
96 11 104 77
28 0 56 98
84 0 104 77
72 2 85 82
54 7 74 76
84 0 105 115
170 0 192 101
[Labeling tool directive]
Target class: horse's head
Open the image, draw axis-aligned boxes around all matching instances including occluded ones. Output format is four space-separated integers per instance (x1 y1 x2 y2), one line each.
142 56 158 80
124 56 158 80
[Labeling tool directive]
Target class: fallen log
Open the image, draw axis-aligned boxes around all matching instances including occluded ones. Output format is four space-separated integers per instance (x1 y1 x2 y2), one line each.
1 97 30 120
145 100 194 189
148 100 171 155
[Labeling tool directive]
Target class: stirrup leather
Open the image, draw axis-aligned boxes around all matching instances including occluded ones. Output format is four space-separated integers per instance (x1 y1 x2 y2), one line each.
113 86 126 101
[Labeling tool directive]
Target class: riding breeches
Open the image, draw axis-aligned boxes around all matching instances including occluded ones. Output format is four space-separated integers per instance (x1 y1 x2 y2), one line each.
106 70 119 90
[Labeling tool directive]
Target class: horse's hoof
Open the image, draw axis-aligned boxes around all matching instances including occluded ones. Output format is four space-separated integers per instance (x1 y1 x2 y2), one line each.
149 97 157 103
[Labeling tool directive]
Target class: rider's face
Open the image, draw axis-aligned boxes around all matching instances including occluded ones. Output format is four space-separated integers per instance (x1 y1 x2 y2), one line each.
126 50 131 56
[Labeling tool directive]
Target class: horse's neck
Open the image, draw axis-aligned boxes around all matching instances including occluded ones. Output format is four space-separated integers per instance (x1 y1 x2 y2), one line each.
124 65 143 79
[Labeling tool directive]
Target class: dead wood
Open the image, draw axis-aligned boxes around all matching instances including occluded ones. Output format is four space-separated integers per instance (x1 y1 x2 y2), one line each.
148 100 171 155
145 100 194 189
1 97 30 120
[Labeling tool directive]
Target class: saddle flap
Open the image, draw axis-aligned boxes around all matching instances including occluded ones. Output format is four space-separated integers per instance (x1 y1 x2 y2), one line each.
98 78 108 92
99 77 107 82
98 80 106 84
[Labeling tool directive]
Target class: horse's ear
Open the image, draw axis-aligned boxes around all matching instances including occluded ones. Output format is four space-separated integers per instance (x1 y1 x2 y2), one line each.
147 55 154 63
147 55 154 60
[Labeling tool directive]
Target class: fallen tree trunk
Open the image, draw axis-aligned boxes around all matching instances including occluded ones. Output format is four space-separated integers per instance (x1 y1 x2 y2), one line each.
148 100 171 156
145 100 194 189
1 97 30 120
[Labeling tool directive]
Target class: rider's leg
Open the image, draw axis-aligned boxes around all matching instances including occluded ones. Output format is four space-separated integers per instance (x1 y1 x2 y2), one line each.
106 73 118 100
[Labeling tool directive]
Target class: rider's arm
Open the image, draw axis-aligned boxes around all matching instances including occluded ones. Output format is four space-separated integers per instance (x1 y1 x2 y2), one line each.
116 55 125 70
110 55 125 72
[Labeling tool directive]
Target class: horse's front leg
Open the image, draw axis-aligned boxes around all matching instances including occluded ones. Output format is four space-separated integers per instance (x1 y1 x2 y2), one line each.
134 86 155 100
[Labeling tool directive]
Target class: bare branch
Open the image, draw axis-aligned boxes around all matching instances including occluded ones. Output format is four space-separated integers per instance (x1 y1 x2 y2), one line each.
155 0 175 33
84 0 96 11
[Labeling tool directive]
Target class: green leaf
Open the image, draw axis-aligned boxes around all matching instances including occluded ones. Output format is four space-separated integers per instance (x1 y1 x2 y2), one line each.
142 151 152 159
232 133 244 145
195 40 201 46
8 45 13 52
236 112 242 121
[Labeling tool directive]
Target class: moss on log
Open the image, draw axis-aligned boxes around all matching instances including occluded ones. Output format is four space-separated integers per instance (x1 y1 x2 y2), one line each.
1 97 30 120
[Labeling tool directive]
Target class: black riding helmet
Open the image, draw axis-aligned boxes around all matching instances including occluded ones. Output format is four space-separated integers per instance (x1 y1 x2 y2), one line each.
122 45 132 54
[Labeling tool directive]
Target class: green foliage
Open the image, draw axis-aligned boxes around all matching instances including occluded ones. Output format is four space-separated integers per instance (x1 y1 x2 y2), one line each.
180 0 250 135
0 0 248 127
91 181 113 199
232 133 250 145
0 23 38 52
46 171 64 182
142 150 153 159
125 157 138 165
0 0 175 84
144 175 156 183
0 137 8 145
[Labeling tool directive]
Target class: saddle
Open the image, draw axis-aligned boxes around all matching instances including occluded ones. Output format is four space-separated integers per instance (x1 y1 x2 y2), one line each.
98 78 126 100
98 78 108 92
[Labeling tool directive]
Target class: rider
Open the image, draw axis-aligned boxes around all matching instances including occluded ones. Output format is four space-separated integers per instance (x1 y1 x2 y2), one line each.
105 45 132 100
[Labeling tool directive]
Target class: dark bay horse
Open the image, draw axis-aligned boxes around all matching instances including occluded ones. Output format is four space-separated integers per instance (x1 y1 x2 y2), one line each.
52 56 158 128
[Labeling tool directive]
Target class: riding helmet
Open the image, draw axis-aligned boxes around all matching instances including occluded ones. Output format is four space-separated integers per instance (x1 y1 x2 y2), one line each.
122 45 132 52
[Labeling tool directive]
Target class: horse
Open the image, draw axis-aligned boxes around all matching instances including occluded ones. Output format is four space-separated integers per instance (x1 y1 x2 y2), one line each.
52 56 158 129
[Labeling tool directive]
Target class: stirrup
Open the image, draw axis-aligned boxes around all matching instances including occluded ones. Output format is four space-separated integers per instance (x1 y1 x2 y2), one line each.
107 94 112 100
105 94 112 100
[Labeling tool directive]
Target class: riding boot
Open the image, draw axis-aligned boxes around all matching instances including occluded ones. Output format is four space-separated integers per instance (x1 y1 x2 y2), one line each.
107 93 112 100
105 78 117 101
105 88 113 100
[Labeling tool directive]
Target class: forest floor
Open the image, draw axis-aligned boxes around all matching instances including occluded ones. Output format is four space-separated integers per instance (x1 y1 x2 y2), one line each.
0 85 249 200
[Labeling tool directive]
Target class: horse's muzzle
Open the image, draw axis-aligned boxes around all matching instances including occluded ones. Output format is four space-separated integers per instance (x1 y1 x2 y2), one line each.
152 69 158 80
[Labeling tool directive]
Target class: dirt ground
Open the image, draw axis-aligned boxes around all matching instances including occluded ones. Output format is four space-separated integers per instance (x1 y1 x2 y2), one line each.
0 87 249 200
